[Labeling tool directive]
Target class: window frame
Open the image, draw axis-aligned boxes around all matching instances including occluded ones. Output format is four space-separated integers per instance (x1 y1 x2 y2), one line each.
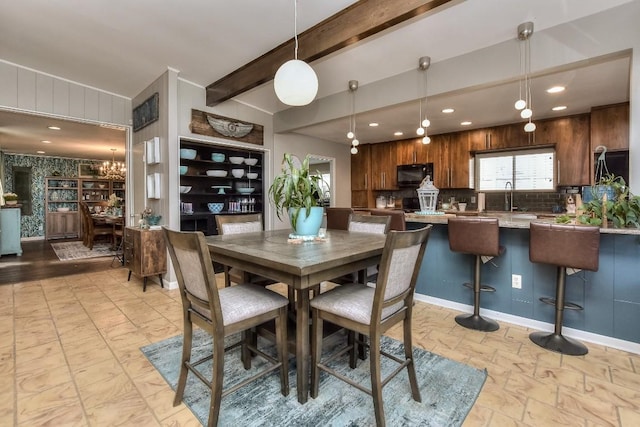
474 146 557 192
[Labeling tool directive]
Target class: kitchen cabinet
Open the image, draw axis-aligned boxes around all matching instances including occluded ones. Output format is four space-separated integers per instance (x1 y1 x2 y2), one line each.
467 125 527 151
396 137 433 165
0 207 23 256
430 134 449 188
535 114 590 186
45 177 80 239
350 144 372 208
370 142 397 190
590 102 629 152
448 131 473 188
124 226 166 292
179 139 264 235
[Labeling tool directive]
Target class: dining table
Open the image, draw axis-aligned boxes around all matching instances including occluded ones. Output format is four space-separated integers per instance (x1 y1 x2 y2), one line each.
205 228 387 403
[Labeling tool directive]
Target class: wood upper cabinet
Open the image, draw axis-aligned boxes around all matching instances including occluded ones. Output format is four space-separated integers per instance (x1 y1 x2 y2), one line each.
448 131 473 188
430 134 449 188
351 143 370 191
396 137 432 165
370 142 397 190
535 114 591 186
590 103 629 151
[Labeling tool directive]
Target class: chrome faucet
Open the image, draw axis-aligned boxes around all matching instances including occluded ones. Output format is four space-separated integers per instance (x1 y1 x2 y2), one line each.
504 181 513 212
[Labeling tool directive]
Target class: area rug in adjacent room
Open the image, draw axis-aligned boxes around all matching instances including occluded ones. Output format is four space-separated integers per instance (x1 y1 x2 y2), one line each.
141 329 487 426
50 241 117 261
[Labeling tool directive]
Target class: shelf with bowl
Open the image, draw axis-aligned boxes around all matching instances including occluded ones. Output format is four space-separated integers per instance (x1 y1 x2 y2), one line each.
179 139 265 236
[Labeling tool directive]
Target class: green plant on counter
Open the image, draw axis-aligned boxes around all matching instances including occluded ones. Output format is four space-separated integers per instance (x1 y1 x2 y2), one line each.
577 174 640 228
555 214 572 224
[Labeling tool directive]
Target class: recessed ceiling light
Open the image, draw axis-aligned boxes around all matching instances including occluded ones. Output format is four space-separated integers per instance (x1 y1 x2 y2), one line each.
47 126 61 130
460 121 472 126
368 122 379 127
41 140 51 144
394 131 403 136
546 86 565 93
36 150 45 154
552 105 567 111
442 108 455 114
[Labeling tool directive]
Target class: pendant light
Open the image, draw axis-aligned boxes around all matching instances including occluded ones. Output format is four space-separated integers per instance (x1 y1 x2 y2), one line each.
515 22 536 132
274 0 318 106
347 80 359 155
417 56 431 144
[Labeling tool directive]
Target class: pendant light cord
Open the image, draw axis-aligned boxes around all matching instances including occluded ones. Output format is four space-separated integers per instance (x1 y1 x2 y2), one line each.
293 0 299 60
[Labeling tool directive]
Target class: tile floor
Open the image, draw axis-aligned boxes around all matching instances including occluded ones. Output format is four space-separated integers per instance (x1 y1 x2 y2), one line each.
1 268 639 426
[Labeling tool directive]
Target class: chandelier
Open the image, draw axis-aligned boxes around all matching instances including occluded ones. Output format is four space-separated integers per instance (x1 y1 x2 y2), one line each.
100 148 126 180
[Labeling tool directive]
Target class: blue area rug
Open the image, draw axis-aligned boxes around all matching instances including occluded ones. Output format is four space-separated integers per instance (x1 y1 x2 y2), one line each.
141 329 486 426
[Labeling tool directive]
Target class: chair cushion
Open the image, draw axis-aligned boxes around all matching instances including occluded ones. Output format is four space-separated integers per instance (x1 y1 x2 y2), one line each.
220 221 262 234
310 284 403 325
218 284 288 325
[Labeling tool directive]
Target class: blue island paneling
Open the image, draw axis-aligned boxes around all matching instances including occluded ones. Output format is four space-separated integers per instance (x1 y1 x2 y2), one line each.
415 223 640 344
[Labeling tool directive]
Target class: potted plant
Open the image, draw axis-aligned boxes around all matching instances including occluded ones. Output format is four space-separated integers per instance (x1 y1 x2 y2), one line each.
268 153 327 236
577 174 640 228
3 192 18 205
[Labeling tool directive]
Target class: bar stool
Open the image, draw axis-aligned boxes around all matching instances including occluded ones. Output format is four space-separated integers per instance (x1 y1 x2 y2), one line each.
528 222 600 355
448 217 503 332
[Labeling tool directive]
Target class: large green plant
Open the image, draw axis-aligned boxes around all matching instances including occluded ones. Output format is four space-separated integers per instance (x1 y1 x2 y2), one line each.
577 174 640 228
268 153 327 229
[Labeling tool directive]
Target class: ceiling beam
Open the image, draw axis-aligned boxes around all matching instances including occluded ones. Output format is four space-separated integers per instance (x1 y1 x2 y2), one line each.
206 0 455 106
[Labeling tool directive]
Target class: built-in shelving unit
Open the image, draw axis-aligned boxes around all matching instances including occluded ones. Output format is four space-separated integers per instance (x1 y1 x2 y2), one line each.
179 139 264 235
45 177 126 240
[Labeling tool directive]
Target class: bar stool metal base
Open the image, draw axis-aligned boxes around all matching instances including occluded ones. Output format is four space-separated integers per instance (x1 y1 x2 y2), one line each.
455 313 499 332
529 331 588 356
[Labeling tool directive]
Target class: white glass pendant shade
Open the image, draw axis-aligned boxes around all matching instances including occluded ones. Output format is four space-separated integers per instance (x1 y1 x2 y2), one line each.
416 127 425 136
352 139 359 146
347 131 354 139
422 136 431 144
421 118 431 128
350 146 358 154
524 122 536 132
274 59 318 106
514 99 526 110
520 108 532 119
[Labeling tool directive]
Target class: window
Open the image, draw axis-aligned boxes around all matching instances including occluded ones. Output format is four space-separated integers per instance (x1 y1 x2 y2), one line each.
475 147 555 191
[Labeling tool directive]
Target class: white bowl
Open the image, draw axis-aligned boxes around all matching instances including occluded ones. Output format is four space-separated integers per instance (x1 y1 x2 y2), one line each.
179 186 192 193
246 172 258 179
206 170 228 177
229 156 244 164
56 207 70 212
231 169 244 178
237 187 255 194
244 158 258 166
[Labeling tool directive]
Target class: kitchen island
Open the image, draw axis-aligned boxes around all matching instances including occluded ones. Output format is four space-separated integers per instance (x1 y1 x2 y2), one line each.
405 212 640 349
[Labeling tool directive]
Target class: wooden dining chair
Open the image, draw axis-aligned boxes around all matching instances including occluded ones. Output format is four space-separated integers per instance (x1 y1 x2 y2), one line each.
79 202 113 250
215 214 276 288
325 207 354 230
162 227 289 427
310 226 432 427
370 209 406 231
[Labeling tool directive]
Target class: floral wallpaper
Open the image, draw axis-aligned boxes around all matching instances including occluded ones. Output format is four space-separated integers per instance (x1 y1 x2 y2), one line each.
3 154 101 238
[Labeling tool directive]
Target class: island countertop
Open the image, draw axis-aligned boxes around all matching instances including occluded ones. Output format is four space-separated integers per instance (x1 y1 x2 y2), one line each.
405 212 640 235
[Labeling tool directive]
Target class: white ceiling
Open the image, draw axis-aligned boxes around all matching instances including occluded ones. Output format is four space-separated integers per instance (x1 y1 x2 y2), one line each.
0 0 633 158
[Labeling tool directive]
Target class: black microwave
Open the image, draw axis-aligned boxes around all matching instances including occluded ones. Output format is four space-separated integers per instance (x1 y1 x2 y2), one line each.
397 163 433 187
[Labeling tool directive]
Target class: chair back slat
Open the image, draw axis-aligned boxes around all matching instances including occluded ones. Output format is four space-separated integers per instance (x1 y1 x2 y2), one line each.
216 213 263 235
348 213 391 234
163 227 223 326
372 226 431 321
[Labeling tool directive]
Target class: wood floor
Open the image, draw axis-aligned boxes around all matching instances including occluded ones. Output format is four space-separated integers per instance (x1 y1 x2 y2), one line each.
0 239 114 285
1 243 639 425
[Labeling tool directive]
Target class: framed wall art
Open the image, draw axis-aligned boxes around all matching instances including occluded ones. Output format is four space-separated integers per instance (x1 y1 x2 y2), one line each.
133 92 159 132
78 163 98 178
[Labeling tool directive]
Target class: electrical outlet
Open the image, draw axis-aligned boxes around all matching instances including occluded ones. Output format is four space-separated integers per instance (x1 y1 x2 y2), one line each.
512 274 522 289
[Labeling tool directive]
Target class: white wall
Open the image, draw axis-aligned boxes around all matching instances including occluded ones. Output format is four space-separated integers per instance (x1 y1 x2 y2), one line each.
0 60 131 125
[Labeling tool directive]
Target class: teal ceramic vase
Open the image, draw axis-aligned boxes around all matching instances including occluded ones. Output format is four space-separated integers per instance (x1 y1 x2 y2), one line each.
289 206 324 236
